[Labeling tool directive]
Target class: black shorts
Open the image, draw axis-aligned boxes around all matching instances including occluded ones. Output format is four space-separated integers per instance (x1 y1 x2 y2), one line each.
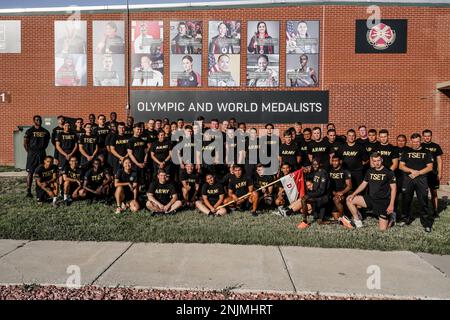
350 170 363 190
427 172 440 190
26 151 45 173
308 195 329 208
123 186 134 202
35 184 55 202
363 195 390 218
58 154 71 171
66 182 80 196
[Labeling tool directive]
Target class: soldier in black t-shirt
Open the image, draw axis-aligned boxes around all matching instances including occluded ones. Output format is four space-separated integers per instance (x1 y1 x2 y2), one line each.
83 159 112 201
105 112 118 130
114 157 140 214
150 130 172 177
259 124 281 176
340 129 369 189
346 152 397 231
109 122 130 175
127 124 148 184
51 115 65 165
275 163 292 207
373 129 399 172
329 155 352 220
201 129 223 178
394 134 409 218
195 173 227 216
74 118 85 141
73 118 85 164
62 156 85 205
56 122 78 173
278 159 328 228
34 156 59 206
294 122 305 147
78 123 98 169
251 164 276 213
224 165 257 215
93 114 110 157
146 169 182 215
307 127 333 171
421 129 444 217
24 115 51 197
225 128 244 166
145 119 158 144
292 159 329 227
105 122 118 169
244 128 260 181
180 163 200 208
88 114 98 131
279 131 301 171
325 129 343 157
399 133 434 232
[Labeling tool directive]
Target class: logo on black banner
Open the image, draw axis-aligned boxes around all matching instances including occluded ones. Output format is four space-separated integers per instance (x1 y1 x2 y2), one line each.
355 19 407 54
366 23 396 50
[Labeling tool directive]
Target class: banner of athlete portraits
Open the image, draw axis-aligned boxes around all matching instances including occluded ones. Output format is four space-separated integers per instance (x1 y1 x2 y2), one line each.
131 20 164 86
93 21 125 86
286 20 320 87
0 20 21 53
170 21 203 87
131 90 329 123
54 20 87 86
208 21 241 87
246 21 279 87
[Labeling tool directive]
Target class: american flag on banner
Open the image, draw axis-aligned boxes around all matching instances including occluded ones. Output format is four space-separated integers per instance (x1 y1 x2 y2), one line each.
286 21 296 40
280 168 305 204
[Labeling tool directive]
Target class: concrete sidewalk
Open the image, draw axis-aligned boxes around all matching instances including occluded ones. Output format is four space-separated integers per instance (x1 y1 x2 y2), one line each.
0 240 449 299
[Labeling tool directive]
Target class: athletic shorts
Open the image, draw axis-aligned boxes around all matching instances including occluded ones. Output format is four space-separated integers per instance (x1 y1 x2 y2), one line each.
350 170 363 190
36 184 53 202
363 195 390 218
427 172 440 190
123 186 134 202
58 153 71 171
26 151 45 173
308 195 329 208
67 182 80 196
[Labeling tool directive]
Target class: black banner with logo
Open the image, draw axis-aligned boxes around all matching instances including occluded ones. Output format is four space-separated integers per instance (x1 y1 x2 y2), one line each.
355 19 407 53
131 90 329 123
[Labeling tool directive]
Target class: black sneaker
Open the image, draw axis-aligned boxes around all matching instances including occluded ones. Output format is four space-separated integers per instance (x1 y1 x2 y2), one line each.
151 211 161 217
251 211 258 217
64 198 73 206
208 211 215 217
424 227 432 233
168 209 177 215
26 192 33 198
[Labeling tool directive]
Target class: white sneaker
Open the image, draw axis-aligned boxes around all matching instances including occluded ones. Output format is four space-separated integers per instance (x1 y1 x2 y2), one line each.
276 206 287 217
354 219 363 228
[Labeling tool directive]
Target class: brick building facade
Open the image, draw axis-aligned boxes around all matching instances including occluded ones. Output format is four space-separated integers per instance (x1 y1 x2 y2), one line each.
0 2 449 182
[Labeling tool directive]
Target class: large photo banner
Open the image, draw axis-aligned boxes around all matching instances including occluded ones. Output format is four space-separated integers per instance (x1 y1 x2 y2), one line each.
286 20 320 87
131 20 164 86
93 21 125 86
131 90 329 123
54 20 87 86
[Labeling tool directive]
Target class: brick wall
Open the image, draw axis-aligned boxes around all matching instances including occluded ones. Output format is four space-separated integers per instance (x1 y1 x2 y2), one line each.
1 5 449 182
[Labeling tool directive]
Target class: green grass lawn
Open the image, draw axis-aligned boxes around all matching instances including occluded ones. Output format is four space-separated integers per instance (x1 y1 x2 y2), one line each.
0 166 18 172
0 177 449 254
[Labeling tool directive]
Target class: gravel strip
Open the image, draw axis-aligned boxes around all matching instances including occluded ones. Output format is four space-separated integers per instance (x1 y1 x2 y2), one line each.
0 285 395 300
